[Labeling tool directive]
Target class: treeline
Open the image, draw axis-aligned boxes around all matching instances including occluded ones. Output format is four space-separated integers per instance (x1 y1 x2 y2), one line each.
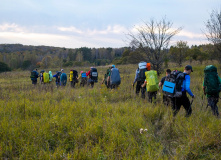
0 44 125 71
0 43 218 72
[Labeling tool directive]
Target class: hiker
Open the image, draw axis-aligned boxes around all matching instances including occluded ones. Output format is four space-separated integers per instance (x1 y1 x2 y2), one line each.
60 69 67 86
101 67 111 88
30 69 39 85
49 71 53 83
203 65 221 117
141 63 159 103
108 65 121 89
86 67 98 88
78 71 87 87
70 69 78 88
53 71 62 87
40 70 45 84
133 62 147 98
164 65 195 117
159 69 171 106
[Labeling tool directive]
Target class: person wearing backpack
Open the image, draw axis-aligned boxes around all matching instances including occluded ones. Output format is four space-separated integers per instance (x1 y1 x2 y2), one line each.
141 63 159 103
70 69 78 88
60 69 67 86
159 69 171 106
40 70 45 84
30 69 39 85
86 67 98 88
133 62 147 98
101 67 111 88
108 65 121 89
53 71 61 87
166 65 195 117
203 65 221 117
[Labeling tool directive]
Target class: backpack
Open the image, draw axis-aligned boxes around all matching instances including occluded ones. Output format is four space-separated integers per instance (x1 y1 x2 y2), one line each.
72 70 78 79
60 73 67 86
43 72 49 83
110 68 121 85
81 72 87 78
70 70 73 82
204 65 221 95
163 70 186 97
90 68 98 82
137 62 147 82
56 72 62 83
30 71 38 79
145 70 159 92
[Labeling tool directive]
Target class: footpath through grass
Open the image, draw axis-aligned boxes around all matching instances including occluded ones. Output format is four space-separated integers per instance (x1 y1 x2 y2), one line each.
0 64 221 159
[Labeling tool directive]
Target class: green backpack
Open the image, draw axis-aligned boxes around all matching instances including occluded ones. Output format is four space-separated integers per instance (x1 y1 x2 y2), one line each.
204 65 220 95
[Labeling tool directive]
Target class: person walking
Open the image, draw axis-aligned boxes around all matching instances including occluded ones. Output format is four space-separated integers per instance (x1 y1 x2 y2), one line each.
60 69 67 86
203 65 221 117
141 63 159 103
170 65 195 117
159 69 171 105
30 69 39 85
133 62 147 98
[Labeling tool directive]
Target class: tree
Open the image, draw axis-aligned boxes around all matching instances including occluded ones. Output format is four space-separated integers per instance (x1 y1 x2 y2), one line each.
0 61 11 72
169 41 189 67
204 9 221 62
127 17 182 75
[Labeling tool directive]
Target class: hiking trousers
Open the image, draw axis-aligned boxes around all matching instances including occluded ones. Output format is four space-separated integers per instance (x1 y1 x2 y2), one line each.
147 91 157 103
171 93 192 117
136 81 146 98
207 97 219 117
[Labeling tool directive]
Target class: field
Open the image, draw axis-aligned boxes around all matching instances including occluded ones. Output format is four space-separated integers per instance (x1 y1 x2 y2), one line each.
0 63 221 159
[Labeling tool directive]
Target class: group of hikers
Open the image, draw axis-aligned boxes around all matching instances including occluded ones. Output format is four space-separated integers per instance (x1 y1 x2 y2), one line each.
30 65 121 88
133 61 220 117
30 61 221 117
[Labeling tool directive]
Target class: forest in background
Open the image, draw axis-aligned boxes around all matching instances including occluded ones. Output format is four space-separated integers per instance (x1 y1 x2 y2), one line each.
0 43 218 72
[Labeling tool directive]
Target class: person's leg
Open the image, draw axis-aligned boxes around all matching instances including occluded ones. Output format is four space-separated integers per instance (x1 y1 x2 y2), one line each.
147 92 152 103
136 81 141 95
208 97 219 117
182 95 192 117
171 97 181 116
141 81 146 99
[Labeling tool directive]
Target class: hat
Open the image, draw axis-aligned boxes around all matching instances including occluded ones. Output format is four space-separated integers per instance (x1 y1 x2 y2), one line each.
80 71 83 74
61 69 64 72
146 63 151 71
112 65 115 68
185 65 193 72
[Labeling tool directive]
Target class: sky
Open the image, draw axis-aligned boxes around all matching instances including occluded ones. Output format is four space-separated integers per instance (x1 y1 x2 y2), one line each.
0 0 220 48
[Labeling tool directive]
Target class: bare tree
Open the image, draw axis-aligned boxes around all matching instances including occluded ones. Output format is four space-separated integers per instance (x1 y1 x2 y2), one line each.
127 17 182 75
204 9 221 62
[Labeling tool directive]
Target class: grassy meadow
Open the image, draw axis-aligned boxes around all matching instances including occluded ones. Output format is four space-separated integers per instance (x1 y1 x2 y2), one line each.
0 63 221 159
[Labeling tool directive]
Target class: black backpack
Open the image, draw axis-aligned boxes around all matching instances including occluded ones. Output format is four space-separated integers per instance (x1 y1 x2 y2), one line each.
72 70 78 79
56 71 62 83
137 68 147 82
90 68 98 82
163 70 186 98
30 71 38 79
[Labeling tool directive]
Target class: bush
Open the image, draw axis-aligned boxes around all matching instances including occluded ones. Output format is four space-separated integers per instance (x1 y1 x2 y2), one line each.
0 61 11 72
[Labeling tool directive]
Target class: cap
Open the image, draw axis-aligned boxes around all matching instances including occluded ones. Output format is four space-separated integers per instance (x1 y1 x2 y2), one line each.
112 65 115 68
185 65 193 72
80 71 83 74
61 69 64 71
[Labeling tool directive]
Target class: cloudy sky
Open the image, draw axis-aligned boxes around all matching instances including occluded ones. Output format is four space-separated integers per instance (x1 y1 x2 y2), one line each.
0 0 220 48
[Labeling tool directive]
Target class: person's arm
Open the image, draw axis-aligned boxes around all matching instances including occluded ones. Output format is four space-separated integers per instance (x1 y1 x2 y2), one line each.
133 70 138 84
86 71 90 77
184 75 194 97
141 80 147 88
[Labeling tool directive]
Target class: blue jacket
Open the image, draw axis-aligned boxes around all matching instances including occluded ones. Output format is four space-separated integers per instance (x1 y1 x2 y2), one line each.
182 74 194 97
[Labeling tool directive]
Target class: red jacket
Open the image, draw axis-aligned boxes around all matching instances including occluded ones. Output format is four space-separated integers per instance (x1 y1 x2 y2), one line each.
86 70 91 78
